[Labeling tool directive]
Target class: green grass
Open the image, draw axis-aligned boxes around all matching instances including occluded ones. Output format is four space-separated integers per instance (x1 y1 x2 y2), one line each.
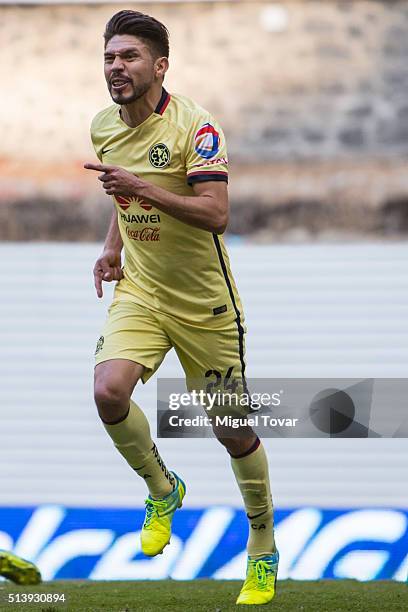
0 580 406 611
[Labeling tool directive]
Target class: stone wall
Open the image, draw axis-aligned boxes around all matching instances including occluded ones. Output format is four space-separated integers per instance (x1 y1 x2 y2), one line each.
2 1 408 239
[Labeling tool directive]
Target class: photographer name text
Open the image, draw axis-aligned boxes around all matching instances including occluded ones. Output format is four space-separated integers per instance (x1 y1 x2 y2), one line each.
167 415 298 429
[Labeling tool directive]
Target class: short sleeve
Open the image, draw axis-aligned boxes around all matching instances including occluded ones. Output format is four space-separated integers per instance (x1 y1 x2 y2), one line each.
185 114 228 185
90 116 103 162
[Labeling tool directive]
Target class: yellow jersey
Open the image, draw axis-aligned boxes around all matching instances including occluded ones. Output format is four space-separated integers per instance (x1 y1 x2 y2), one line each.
90 88 244 327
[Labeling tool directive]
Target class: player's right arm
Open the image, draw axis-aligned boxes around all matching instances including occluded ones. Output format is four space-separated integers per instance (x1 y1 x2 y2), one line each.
93 207 124 298
90 113 124 298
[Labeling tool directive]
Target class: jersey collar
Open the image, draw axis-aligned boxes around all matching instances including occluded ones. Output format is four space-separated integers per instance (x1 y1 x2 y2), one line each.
154 88 171 115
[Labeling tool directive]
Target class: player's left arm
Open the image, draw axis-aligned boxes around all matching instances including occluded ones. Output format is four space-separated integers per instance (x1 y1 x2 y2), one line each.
138 178 229 234
84 163 229 234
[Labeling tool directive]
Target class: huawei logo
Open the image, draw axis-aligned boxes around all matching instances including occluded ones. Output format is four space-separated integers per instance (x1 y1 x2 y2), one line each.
115 195 152 211
140 201 152 211
115 195 133 210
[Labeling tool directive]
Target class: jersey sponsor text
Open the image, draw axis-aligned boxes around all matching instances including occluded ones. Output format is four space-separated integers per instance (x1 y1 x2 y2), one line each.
126 226 160 242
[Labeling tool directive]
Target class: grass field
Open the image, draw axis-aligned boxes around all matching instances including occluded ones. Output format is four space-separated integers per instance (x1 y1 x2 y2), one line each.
0 580 407 612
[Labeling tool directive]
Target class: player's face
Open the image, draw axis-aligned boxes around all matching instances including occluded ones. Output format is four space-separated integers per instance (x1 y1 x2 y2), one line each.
104 35 156 105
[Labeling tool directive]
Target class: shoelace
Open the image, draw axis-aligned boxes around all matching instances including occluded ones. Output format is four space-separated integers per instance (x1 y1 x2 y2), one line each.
248 559 273 591
143 498 168 528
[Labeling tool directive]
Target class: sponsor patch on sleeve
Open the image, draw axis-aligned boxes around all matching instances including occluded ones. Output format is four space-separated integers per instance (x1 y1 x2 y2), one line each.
194 123 220 159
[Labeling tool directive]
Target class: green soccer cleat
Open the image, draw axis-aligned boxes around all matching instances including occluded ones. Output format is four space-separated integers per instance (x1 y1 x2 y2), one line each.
236 551 279 605
141 472 186 557
0 550 42 585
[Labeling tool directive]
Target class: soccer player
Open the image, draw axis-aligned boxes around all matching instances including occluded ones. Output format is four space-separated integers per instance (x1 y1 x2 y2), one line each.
85 10 278 605
0 551 41 585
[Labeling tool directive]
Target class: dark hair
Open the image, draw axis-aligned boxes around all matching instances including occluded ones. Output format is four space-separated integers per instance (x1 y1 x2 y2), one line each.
104 10 169 58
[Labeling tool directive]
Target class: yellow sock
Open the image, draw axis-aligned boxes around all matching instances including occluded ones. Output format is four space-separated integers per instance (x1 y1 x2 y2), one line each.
230 439 276 558
103 400 174 499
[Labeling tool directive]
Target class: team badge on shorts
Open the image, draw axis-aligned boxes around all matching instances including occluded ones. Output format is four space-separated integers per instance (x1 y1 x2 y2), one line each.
95 336 104 355
149 143 171 168
194 123 220 159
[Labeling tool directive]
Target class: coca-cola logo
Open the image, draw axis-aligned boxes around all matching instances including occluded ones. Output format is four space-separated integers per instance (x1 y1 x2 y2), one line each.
126 226 160 241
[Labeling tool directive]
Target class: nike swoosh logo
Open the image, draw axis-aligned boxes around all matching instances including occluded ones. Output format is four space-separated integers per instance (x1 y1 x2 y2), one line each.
102 147 114 155
247 511 267 520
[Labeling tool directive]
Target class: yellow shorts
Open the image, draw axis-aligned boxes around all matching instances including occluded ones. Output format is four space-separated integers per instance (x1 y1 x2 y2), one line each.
94 299 249 415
